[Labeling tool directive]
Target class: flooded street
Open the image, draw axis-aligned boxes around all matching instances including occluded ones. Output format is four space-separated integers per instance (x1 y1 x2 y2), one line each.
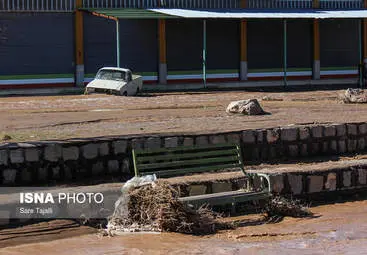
1 199 367 254
1 90 367 142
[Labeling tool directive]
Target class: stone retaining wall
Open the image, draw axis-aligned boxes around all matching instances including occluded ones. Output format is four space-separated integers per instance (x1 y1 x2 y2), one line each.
168 165 367 198
1 122 367 186
266 165 367 195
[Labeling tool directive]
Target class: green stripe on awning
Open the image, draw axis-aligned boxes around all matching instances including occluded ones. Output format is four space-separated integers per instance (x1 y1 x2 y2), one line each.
81 8 178 19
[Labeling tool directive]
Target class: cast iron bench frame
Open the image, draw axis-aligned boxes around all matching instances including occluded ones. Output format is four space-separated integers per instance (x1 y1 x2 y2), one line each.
132 143 271 208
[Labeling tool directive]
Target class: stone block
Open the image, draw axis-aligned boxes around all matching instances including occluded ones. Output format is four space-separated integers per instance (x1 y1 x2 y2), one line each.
322 141 329 153
108 160 120 173
82 144 98 159
330 140 338 153
308 175 324 193
63 146 79 161
92 162 104 175
256 130 264 143
164 137 178 148
99 142 109 156
338 140 346 154
358 138 366 151
242 130 256 144
21 169 32 183
281 128 298 142
269 147 278 159
189 185 207 196
311 143 320 154
324 125 336 137
77 167 88 176
121 158 130 174
195 136 209 146
145 137 161 149
251 148 260 161
347 139 357 152
0 150 8 166
44 144 62 162
10 149 24 164
288 145 299 157
270 175 284 193
311 126 323 138
300 144 308 157
343 171 352 187
25 148 39 162
64 165 73 180
209 135 226 145
287 174 303 195
299 127 310 140
325 173 337 191
113 140 128 154
260 148 268 160
37 168 48 181
131 139 144 150
2 169 16 184
183 137 194 146
335 124 346 137
266 129 279 144
347 124 358 136
211 182 232 193
52 166 61 179
358 169 367 185
359 123 367 135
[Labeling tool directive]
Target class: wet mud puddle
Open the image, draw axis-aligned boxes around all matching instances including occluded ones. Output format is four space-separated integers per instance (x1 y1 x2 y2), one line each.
1 200 367 255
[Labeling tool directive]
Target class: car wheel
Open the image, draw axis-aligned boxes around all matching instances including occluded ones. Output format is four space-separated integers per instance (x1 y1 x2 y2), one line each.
122 91 128 96
135 87 140 96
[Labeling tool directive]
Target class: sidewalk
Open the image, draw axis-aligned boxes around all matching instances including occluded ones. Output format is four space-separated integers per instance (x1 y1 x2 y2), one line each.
0 78 359 96
0 87 84 97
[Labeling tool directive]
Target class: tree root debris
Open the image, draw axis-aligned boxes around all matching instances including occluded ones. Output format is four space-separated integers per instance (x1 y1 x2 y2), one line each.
107 181 223 235
105 181 312 236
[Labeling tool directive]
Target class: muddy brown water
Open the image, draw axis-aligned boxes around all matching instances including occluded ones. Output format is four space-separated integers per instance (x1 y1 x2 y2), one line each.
1 199 367 254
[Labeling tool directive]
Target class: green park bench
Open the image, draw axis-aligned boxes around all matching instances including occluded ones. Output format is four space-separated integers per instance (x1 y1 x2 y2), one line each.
132 143 271 208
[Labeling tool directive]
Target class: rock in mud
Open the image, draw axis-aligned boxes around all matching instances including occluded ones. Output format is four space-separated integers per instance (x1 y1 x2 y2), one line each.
341 88 367 103
226 99 266 115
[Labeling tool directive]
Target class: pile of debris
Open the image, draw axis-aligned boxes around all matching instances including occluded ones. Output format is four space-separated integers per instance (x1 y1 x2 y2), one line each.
107 177 219 235
105 176 312 236
265 196 311 218
341 88 367 103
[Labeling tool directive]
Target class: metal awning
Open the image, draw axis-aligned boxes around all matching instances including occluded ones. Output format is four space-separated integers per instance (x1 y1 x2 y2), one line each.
82 8 178 19
150 8 367 19
83 8 367 20
83 8 365 88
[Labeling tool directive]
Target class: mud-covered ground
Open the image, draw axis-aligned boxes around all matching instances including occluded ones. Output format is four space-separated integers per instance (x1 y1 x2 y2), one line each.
0 89 366 142
1 199 366 254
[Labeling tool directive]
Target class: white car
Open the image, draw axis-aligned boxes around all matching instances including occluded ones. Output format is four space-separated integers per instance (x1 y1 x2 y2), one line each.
85 67 143 96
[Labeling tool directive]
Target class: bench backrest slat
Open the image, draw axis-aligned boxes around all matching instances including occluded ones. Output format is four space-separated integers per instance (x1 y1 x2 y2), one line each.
133 143 244 178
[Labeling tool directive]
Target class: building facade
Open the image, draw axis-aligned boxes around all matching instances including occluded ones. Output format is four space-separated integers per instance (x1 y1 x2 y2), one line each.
0 0 366 89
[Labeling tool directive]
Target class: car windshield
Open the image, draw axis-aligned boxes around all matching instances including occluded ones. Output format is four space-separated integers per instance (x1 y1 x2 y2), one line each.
96 70 126 81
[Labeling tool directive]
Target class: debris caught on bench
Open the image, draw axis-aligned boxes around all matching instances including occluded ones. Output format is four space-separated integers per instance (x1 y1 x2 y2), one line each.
265 196 312 219
106 176 220 235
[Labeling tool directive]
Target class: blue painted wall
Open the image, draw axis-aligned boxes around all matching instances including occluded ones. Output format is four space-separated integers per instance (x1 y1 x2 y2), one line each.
320 19 359 68
83 15 158 75
0 13 74 76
